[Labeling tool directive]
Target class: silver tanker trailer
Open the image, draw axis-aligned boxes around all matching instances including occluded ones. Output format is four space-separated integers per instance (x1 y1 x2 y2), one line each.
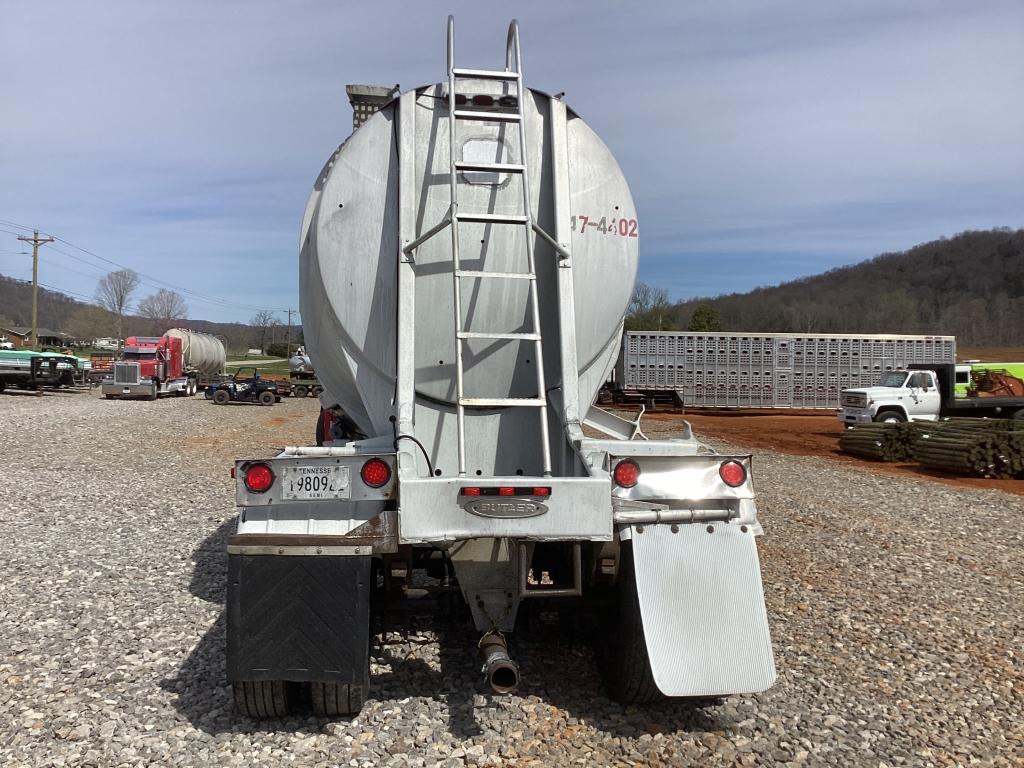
226 17 775 717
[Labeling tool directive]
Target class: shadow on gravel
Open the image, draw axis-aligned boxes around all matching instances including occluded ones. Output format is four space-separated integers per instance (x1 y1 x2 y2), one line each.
165 519 724 739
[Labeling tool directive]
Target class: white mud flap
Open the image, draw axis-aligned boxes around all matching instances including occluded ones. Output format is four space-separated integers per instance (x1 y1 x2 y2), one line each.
631 522 776 696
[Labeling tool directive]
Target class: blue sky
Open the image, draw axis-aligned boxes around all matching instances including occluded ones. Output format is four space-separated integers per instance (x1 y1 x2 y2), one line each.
2 1 1022 323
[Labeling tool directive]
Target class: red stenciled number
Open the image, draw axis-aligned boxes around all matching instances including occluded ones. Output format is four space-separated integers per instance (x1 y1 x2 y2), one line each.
618 218 629 236
628 219 638 237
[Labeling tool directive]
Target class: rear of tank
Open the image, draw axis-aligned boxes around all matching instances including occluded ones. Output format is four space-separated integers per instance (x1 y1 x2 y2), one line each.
298 87 638 444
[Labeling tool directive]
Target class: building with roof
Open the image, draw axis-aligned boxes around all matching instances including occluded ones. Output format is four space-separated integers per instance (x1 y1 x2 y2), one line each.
0 326 71 348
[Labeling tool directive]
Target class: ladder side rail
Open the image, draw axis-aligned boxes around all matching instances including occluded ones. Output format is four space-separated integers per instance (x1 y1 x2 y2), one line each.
505 19 521 73
448 15 469 476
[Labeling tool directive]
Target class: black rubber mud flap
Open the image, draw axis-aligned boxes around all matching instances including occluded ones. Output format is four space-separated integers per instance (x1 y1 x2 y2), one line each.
226 555 371 692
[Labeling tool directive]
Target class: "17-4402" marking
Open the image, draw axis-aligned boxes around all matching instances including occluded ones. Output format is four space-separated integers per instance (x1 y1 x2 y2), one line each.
570 215 638 237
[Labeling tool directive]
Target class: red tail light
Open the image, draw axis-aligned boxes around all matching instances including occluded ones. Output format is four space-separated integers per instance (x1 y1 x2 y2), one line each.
719 460 747 487
472 94 494 107
321 408 335 444
243 462 274 493
360 458 392 488
532 487 551 497
498 487 515 496
454 93 468 105
613 459 640 488
461 487 482 496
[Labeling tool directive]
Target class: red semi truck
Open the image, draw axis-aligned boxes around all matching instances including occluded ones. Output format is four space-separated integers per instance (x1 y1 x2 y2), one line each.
101 329 226 400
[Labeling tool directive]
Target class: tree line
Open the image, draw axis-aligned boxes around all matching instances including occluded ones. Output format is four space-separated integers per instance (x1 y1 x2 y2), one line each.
0 270 296 353
627 229 1024 346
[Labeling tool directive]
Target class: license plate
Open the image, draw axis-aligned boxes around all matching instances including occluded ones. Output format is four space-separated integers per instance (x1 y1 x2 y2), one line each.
122 388 131 394
281 465 350 500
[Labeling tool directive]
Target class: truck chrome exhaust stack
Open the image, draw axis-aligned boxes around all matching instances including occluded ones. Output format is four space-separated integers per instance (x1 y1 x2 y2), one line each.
479 631 519 694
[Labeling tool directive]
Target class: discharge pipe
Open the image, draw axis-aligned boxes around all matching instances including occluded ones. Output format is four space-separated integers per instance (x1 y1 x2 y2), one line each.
478 631 519 694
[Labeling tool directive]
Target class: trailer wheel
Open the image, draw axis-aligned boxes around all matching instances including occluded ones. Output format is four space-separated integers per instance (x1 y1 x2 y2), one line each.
1011 408 1024 420
294 384 308 398
310 682 365 717
258 390 276 406
213 389 231 405
873 410 905 423
104 394 115 400
232 680 291 718
594 545 664 704
312 385 323 397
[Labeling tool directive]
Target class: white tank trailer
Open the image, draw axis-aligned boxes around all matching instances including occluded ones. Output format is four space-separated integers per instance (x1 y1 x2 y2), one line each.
164 328 226 376
225 17 775 718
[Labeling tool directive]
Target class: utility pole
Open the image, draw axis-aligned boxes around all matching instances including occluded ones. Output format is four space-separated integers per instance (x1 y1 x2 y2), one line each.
17 231 54 348
285 308 295 358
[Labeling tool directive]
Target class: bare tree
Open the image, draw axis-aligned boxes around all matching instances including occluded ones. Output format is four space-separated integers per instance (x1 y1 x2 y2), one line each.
250 310 280 354
138 289 188 334
95 269 140 341
625 281 675 331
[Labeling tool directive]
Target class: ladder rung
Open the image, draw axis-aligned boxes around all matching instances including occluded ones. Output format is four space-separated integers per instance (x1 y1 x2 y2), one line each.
456 213 528 225
454 161 525 174
460 397 546 408
457 331 540 341
456 270 534 280
452 67 519 81
454 109 521 123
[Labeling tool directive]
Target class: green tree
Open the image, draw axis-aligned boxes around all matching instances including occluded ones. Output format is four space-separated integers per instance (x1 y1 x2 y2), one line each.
687 303 722 332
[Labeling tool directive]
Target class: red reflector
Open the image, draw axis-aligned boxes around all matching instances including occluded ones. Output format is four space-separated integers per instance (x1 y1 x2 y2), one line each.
243 463 274 493
230 467 236 479
454 94 468 105
360 458 392 488
498 487 515 496
472 94 494 107
613 459 640 488
719 460 747 487
532 487 551 497
461 487 482 496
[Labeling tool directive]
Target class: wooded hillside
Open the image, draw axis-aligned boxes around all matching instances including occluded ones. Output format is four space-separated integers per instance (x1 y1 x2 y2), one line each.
666 229 1024 345
0 274 292 352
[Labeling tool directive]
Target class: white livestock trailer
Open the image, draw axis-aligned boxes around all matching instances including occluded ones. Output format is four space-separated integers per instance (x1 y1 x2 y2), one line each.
225 17 775 717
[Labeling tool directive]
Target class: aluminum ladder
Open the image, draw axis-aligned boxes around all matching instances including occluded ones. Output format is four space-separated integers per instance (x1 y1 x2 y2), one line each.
445 16 552 477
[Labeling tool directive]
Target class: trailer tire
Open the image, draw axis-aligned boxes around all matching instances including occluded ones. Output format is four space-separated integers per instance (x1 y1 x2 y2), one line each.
873 410 905 423
104 394 115 400
595 545 664 704
1011 408 1024 420
294 384 308 398
213 389 231 405
312 385 323 397
311 682 365 717
232 680 291 718
258 390 276 406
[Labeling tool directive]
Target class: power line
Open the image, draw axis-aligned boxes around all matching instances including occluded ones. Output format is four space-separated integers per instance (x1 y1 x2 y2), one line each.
0 217 290 314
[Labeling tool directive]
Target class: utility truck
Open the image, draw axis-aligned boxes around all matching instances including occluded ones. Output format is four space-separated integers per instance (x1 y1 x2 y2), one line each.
225 17 775 718
839 363 1024 424
101 329 225 400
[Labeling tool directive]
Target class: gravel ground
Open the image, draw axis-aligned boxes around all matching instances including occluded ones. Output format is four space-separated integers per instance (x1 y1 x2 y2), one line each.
0 391 1021 766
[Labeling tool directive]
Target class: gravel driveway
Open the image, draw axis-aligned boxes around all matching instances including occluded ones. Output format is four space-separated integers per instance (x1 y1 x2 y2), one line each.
0 392 1021 766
